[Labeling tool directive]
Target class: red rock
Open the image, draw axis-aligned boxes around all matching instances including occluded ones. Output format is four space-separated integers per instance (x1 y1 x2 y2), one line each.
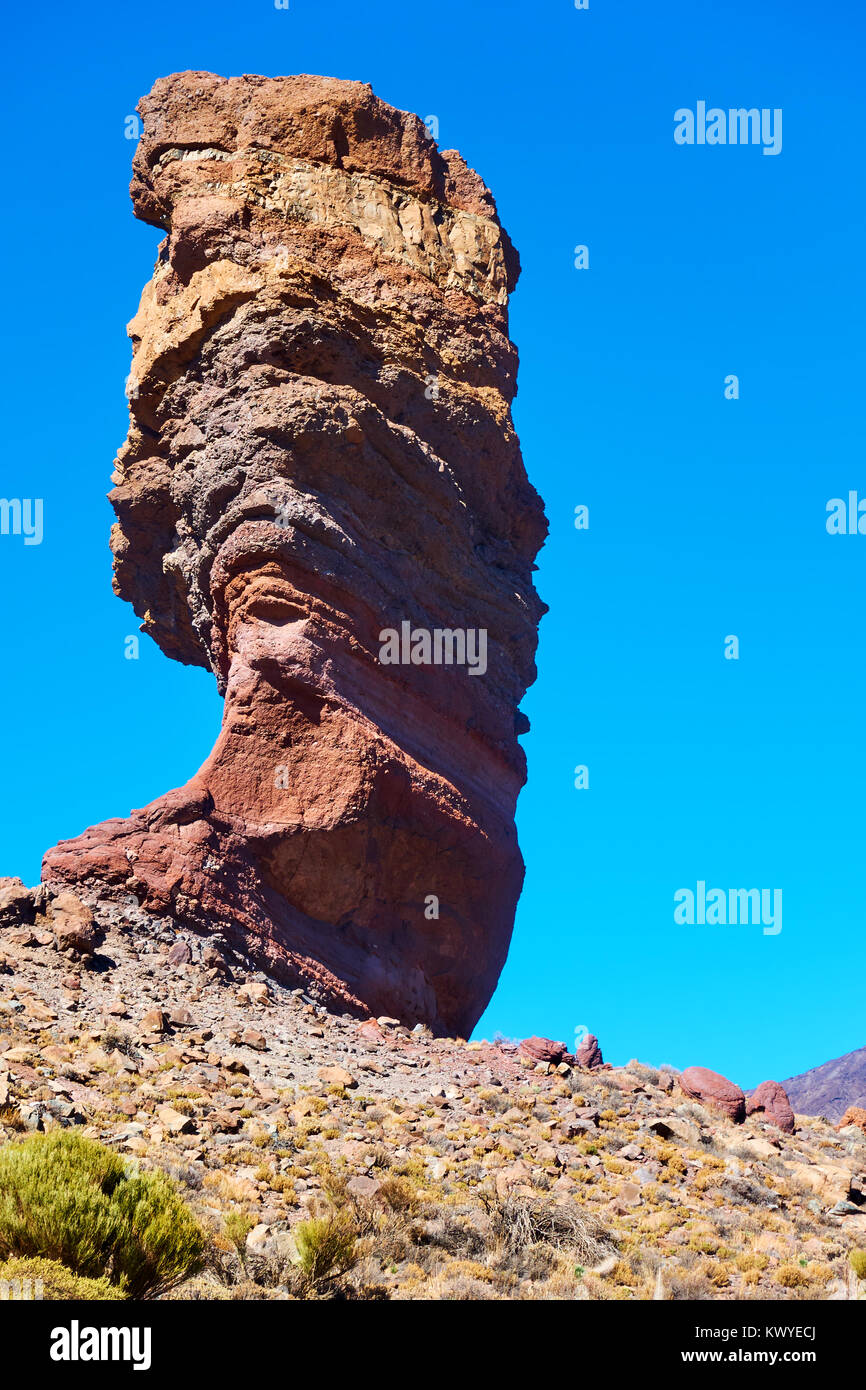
140 1009 168 1034
358 1019 385 1042
679 1066 746 1123
518 1037 568 1065
49 893 96 955
40 71 546 1038
837 1106 866 1135
575 1034 604 1069
746 1080 795 1133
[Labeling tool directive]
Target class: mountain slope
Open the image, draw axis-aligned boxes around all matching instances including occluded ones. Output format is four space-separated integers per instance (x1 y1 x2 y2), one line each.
784 1047 866 1124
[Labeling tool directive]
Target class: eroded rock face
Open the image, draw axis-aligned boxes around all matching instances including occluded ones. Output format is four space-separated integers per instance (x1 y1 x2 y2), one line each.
41 72 546 1036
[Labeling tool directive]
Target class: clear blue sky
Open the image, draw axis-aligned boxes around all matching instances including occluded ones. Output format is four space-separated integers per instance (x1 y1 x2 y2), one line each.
1 0 863 1087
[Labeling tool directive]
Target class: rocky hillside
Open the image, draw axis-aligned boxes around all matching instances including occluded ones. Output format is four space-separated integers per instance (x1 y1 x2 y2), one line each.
1 880 865 1301
783 1046 866 1126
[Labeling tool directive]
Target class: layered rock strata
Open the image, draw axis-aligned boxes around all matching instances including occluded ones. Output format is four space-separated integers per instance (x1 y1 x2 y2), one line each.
42 72 546 1036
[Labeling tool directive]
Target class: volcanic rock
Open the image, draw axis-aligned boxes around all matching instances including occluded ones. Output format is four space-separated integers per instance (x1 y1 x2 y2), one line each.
679 1066 746 1123
837 1106 866 1136
518 1037 568 1065
746 1079 795 1133
575 1033 604 1069
0 878 36 926
40 71 546 1037
48 893 96 956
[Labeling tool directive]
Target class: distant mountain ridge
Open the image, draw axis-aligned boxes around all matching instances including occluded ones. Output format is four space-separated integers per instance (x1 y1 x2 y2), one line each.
783 1044 866 1123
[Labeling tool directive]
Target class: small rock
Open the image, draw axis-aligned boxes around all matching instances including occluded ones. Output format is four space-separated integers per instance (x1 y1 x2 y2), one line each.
238 982 269 1005
346 1175 381 1199
140 1010 168 1034
317 1065 357 1089
156 1105 195 1135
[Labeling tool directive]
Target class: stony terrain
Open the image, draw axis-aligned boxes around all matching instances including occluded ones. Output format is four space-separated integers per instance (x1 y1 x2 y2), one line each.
43 71 546 1038
1 880 865 1301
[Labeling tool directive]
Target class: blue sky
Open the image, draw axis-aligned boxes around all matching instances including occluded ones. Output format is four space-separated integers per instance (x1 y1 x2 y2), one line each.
0 0 862 1086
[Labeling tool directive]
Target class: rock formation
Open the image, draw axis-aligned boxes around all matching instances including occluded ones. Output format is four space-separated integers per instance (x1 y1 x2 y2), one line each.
575 1032 604 1069
746 1079 795 1134
518 1036 569 1066
41 72 546 1037
679 1066 746 1123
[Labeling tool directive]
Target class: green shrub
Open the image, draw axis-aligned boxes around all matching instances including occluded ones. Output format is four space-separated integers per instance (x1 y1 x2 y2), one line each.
850 1250 866 1280
0 1131 205 1297
223 1211 254 1255
0 1256 125 1301
294 1209 356 1285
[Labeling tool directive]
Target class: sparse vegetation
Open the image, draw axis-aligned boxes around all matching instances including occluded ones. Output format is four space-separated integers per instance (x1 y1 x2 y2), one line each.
293 1208 357 1287
0 1132 205 1297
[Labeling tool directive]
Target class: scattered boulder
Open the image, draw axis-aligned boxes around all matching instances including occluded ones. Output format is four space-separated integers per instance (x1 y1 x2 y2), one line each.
238 982 269 1005
518 1037 568 1065
747 1080 795 1133
48 893 96 956
156 1105 195 1135
317 1065 357 1089
575 1033 604 1069
837 1106 866 1136
140 1009 168 1034
679 1066 746 1123
0 878 36 926
346 1175 381 1199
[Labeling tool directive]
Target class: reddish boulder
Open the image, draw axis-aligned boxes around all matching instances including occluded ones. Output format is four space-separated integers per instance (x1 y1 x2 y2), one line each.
48 892 96 956
519 1037 568 1065
679 1066 746 1123
40 71 546 1038
575 1033 604 1069
837 1106 866 1135
746 1080 795 1133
